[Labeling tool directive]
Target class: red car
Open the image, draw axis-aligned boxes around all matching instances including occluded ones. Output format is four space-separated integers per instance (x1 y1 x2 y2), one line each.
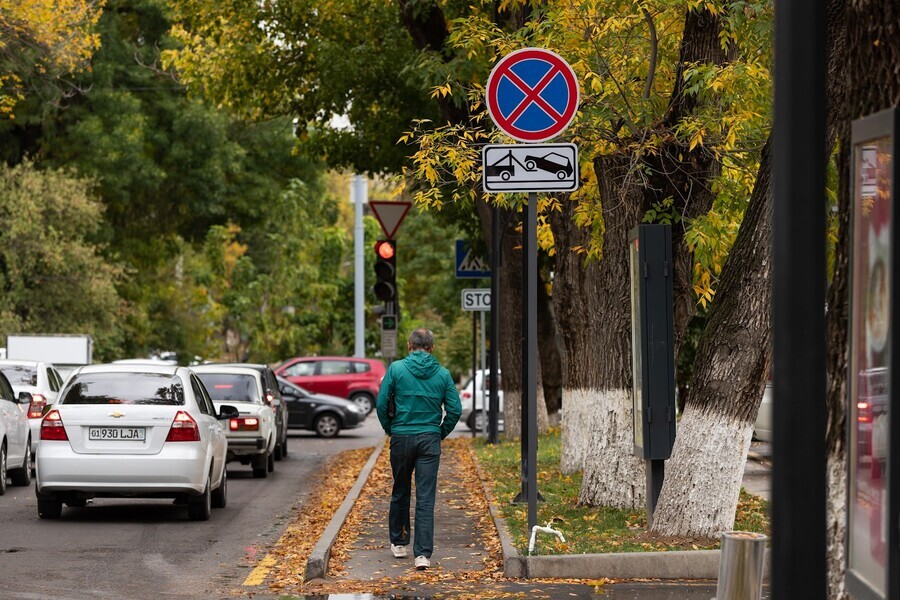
274 357 385 415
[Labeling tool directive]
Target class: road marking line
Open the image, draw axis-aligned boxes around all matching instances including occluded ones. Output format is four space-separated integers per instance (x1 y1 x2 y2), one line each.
242 553 276 586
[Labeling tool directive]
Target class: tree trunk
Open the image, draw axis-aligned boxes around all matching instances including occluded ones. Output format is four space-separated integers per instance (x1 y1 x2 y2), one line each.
652 140 773 536
824 1 848 596
561 5 729 505
824 1 898 596
401 5 554 442
537 276 563 420
475 200 549 439
653 0 849 539
565 154 647 506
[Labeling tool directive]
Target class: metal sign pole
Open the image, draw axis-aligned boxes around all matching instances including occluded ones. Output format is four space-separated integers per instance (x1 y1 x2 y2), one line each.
517 200 529 505
526 191 538 532
489 206 501 445
472 311 478 439
484 46 577 518
480 309 487 437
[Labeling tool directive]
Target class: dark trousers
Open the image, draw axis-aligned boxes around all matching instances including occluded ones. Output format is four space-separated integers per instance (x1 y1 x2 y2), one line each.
389 432 441 558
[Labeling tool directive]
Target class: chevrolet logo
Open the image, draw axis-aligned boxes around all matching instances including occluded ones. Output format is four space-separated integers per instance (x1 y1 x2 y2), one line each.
109 411 126 418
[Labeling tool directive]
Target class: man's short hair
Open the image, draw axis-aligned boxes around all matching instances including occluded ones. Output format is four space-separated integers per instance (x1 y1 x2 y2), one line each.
408 328 435 351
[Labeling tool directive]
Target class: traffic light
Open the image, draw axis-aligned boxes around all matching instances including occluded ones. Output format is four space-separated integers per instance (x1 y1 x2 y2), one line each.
373 240 397 302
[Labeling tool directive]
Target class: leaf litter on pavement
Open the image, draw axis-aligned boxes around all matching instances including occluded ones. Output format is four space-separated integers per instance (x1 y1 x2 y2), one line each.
233 438 583 599
232 436 756 600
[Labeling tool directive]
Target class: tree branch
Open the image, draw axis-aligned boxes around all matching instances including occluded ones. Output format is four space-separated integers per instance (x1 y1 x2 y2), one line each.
642 7 658 100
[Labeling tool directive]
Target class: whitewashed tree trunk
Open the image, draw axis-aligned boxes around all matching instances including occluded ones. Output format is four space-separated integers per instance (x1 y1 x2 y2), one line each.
560 389 599 473
652 141 773 537
503 390 521 440
536 385 549 432
578 389 646 508
652 408 753 536
550 7 731 507
501 366 550 440
826 448 849 600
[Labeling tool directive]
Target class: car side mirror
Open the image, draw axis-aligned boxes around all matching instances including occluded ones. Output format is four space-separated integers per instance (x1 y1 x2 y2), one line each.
218 405 240 420
18 391 33 405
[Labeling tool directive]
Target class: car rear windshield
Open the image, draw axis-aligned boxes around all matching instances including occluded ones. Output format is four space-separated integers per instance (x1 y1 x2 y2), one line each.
61 373 184 405
0 365 37 387
196 373 261 404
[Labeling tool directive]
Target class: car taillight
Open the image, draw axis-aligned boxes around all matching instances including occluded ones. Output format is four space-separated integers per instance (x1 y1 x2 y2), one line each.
28 394 47 419
166 411 200 442
230 417 259 431
41 409 68 441
462 391 472 400
857 401 872 423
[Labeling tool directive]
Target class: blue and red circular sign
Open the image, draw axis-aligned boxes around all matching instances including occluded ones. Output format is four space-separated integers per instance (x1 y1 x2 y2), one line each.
486 48 579 143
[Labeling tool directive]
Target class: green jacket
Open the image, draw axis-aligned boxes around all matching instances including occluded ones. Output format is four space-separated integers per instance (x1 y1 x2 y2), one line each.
376 350 461 439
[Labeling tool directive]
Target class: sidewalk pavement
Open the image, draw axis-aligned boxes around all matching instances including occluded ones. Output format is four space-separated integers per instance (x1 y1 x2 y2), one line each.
303 437 772 599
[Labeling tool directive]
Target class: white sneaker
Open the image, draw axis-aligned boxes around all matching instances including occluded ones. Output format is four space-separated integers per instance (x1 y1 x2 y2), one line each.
391 544 408 558
415 555 430 570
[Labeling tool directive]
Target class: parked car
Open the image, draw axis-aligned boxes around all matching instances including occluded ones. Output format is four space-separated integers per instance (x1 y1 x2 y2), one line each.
277 377 365 438
207 363 289 461
0 359 65 457
856 367 888 459
0 371 32 495
274 356 386 415
753 381 773 443
460 369 504 432
34 364 233 520
192 365 278 478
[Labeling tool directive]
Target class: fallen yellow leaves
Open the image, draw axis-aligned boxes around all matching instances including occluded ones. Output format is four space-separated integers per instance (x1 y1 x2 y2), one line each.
228 438 568 598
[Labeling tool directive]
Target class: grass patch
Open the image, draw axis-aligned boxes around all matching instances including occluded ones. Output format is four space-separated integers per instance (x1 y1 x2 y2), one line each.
472 428 770 555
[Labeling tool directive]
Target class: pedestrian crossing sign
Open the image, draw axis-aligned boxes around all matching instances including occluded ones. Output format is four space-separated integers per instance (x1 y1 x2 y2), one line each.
456 240 491 279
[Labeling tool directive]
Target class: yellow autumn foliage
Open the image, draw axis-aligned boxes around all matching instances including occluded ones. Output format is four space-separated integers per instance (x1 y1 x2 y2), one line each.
0 0 104 116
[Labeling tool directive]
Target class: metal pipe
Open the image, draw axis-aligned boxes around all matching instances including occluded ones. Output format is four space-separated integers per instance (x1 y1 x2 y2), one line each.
716 532 768 600
352 175 366 357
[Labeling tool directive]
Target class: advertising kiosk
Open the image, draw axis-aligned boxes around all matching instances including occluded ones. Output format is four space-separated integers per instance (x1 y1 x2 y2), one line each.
846 108 900 600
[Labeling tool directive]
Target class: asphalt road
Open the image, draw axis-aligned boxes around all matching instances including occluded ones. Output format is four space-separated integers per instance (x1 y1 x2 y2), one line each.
1 413 772 600
0 415 386 600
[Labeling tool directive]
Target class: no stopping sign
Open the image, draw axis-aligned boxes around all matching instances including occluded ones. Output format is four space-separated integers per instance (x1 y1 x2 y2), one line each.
486 48 579 143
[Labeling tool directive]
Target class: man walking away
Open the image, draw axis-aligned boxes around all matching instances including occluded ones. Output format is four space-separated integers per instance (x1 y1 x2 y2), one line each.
376 328 462 570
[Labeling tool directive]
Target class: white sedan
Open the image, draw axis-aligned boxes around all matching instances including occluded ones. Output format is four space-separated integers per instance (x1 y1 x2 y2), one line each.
0 359 65 457
192 365 277 479
0 372 32 495
35 364 235 520
460 369 504 432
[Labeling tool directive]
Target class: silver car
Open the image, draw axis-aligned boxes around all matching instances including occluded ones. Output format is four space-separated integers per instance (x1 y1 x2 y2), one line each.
0 359 65 456
35 364 235 521
192 365 278 479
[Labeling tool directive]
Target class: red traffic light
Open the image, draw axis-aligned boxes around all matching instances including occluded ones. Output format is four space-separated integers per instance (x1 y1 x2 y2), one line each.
375 240 395 260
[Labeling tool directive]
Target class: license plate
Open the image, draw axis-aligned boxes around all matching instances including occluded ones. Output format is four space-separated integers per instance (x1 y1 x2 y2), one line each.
88 427 146 441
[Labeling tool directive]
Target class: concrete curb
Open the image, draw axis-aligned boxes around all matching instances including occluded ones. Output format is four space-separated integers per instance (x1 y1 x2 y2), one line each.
304 441 384 581
469 444 525 578
525 548 771 580
471 444 771 581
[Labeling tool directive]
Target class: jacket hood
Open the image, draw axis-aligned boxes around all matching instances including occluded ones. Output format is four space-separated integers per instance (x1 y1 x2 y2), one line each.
403 350 442 379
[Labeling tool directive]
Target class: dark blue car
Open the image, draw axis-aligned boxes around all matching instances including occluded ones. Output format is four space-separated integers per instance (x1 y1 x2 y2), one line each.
277 377 365 438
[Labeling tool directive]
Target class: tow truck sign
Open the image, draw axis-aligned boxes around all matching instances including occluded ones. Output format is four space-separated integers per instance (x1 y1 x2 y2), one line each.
482 143 579 193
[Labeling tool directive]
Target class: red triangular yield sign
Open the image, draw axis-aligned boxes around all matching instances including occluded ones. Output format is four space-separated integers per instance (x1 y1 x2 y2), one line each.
369 201 412 239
